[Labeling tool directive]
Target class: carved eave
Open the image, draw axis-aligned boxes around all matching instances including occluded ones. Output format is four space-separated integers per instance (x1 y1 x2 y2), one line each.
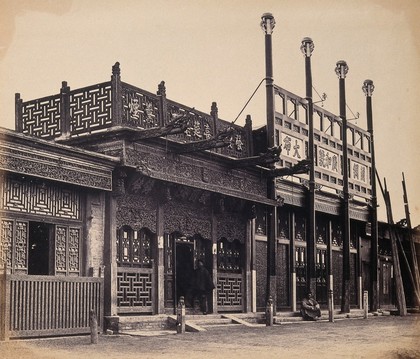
0 127 119 191
123 142 275 206
276 177 369 220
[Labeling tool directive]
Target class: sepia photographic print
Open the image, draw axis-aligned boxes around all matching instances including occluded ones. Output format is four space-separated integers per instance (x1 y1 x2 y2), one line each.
0 1 419 358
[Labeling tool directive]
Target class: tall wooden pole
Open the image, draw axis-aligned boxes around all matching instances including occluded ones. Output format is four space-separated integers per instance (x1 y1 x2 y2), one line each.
336 61 351 313
301 38 317 297
362 80 378 312
378 178 407 315
261 13 278 313
402 172 420 305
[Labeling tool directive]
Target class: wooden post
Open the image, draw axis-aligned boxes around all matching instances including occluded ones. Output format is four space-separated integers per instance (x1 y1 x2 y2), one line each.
15 93 23 133
265 296 274 326
336 61 351 314
111 62 122 125
402 172 420 305
363 290 369 319
328 289 334 322
158 81 167 127
176 296 186 334
0 263 9 341
60 81 71 138
378 175 407 316
90 310 98 344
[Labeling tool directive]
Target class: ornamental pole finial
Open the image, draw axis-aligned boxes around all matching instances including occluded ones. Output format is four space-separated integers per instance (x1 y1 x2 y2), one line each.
261 13 275 35
362 79 374 97
300 37 314 57
335 60 349 79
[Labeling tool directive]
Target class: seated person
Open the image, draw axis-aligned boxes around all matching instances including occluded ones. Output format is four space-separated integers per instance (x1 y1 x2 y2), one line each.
300 291 321 321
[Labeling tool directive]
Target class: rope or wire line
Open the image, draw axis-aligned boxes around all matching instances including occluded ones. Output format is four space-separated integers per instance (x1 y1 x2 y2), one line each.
232 78 267 124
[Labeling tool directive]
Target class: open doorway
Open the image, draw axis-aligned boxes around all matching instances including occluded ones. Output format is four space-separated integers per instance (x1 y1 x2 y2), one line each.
175 240 195 306
28 222 52 275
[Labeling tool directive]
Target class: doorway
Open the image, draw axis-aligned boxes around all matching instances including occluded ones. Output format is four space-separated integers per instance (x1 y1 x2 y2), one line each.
175 241 195 307
28 222 52 275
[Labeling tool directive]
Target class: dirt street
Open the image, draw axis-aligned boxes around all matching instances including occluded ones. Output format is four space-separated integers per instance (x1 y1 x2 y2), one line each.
1 315 419 359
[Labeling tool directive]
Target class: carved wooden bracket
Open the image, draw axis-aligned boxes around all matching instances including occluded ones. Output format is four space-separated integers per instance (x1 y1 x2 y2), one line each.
175 126 235 154
128 113 190 141
267 158 311 178
232 146 281 168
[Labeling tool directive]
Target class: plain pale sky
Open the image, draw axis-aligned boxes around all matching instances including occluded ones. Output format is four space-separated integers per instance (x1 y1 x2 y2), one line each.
1 0 419 226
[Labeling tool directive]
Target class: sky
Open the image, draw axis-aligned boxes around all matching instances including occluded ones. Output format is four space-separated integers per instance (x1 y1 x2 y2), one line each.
1 0 419 226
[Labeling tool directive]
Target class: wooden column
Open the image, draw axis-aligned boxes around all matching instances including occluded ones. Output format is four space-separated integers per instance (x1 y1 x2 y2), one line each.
290 211 297 312
156 201 165 314
245 215 253 313
211 207 218 314
251 216 257 312
336 61 351 313
327 219 334 308
103 192 118 317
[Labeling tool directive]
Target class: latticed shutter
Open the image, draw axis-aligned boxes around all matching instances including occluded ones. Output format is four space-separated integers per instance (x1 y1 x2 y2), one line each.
55 225 80 276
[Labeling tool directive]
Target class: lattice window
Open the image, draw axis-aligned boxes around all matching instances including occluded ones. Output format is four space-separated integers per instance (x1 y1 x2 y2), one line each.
15 222 28 270
315 217 327 244
316 249 327 304
0 220 13 268
0 220 28 273
68 228 80 273
1 177 80 219
296 246 307 302
55 225 80 276
277 212 289 239
217 238 242 272
295 215 306 241
255 206 267 235
332 221 343 247
55 226 67 274
117 226 154 268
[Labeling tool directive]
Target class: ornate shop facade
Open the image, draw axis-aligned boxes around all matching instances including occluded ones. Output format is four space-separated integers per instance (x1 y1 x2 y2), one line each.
0 61 395 338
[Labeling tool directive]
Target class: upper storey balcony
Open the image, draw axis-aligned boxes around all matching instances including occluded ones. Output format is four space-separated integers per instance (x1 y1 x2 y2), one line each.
15 62 252 160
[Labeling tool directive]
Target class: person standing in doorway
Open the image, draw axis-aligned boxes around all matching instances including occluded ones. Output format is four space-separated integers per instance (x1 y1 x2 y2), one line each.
192 259 215 314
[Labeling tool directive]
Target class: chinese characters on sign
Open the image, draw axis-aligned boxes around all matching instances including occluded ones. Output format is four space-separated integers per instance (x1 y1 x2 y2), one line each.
281 133 304 160
350 160 369 184
317 146 340 174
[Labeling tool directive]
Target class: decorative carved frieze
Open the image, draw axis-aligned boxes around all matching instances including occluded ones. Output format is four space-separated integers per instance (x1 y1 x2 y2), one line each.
0 131 116 191
124 143 269 204
116 193 157 231
163 201 211 239
216 214 246 244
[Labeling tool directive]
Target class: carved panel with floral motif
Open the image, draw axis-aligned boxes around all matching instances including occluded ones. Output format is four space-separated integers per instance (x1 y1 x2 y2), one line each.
116 193 157 231
216 214 246 244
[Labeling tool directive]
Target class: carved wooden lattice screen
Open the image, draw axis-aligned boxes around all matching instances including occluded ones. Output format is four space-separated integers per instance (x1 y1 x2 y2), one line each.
0 219 28 274
55 225 81 276
116 227 155 313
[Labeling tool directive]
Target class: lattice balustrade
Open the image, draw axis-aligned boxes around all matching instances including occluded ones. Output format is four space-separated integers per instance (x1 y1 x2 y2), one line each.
122 84 160 128
117 267 154 313
217 273 243 310
69 83 112 134
22 95 61 138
